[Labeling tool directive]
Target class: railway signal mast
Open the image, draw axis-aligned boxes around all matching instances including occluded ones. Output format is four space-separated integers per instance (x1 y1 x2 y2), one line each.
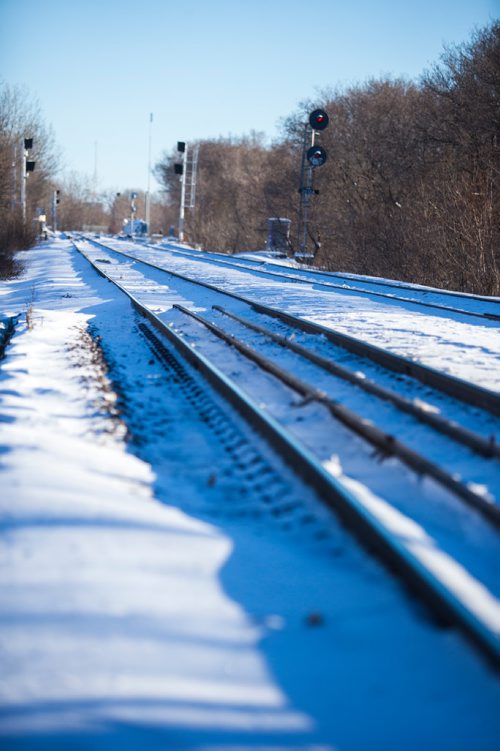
21 137 35 224
175 141 200 242
296 109 329 260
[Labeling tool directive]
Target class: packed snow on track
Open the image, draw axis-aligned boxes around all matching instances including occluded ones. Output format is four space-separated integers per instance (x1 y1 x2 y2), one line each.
0 238 499 751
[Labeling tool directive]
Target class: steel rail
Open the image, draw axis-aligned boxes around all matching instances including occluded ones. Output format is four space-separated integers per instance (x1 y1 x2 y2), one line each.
148 240 500 309
85 238 500 416
73 239 500 671
136 240 500 322
211 304 500 460
174 303 500 528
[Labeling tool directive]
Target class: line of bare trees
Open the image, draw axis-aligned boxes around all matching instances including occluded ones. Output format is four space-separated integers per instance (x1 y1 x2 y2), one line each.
156 22 499 295
0 79 173 278
2 23 497 294
0 82 59 277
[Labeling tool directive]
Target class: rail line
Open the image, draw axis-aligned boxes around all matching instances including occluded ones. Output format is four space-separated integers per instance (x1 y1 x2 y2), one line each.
72 238 500 671
173 302 499 528
84 237 500 416
132 239 500 322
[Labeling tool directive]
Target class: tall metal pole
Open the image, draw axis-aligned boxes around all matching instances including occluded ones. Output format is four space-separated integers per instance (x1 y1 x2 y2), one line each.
11 143 17 211
52 190 58 233
297 124 315 255
20 139 27 224
93 141 98 196
179 143 188 242
145 112 153 234
130 193 136 239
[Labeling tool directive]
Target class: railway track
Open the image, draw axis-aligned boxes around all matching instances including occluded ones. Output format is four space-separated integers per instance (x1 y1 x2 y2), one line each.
127 239 500 323
173 302 500 526
83 236 500 415
72 237 500 671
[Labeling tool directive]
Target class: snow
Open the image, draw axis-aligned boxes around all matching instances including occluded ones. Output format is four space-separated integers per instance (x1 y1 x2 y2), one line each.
1 239 500 750
103 237 500 392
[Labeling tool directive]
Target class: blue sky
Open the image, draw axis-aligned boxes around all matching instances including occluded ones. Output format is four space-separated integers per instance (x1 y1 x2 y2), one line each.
1 0 497 193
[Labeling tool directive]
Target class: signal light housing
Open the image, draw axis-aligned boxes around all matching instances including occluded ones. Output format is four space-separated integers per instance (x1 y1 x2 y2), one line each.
306 146 327 167
309 109 329 131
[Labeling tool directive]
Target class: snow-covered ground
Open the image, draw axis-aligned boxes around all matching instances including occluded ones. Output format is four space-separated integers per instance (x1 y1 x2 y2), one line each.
103 237 500 392
1 239 499 750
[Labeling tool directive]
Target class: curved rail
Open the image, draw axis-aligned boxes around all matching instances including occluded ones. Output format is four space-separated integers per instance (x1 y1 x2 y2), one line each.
73 239 500 671
139 241 500 322
174 303 500 528
212 305 500 460
85 238 500 417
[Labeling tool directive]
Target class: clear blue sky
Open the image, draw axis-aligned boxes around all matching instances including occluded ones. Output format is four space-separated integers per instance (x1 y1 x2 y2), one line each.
1 0 497 193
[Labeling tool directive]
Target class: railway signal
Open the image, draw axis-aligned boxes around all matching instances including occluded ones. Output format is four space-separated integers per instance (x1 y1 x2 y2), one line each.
175 140 200 242
306 145 328 168
297 110 329 259
21 137 34 223
52 190 60 232
309 109 329 131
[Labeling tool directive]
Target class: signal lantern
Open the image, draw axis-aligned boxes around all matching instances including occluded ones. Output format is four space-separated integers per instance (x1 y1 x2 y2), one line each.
306 146 327 167
309 109 329 131
174 163 183 175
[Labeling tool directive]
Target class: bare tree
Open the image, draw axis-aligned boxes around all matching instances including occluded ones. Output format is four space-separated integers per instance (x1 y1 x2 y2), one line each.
0 81 59 277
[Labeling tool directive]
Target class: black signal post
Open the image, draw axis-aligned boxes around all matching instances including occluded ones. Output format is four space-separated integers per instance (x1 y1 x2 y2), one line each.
297 109 329 259
52 190 60 233
21 137 35 223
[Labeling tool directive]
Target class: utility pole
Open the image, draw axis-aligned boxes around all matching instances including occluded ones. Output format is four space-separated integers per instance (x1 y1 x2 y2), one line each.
145 112 153 234
93 141 98 196
11 142 17 211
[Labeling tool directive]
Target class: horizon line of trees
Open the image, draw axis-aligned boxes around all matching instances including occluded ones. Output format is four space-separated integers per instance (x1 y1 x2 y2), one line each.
2 21 498 295
155 21 499 295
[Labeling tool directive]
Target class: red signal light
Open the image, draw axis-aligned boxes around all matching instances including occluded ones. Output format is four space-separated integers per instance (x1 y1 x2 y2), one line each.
309 109 329 131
